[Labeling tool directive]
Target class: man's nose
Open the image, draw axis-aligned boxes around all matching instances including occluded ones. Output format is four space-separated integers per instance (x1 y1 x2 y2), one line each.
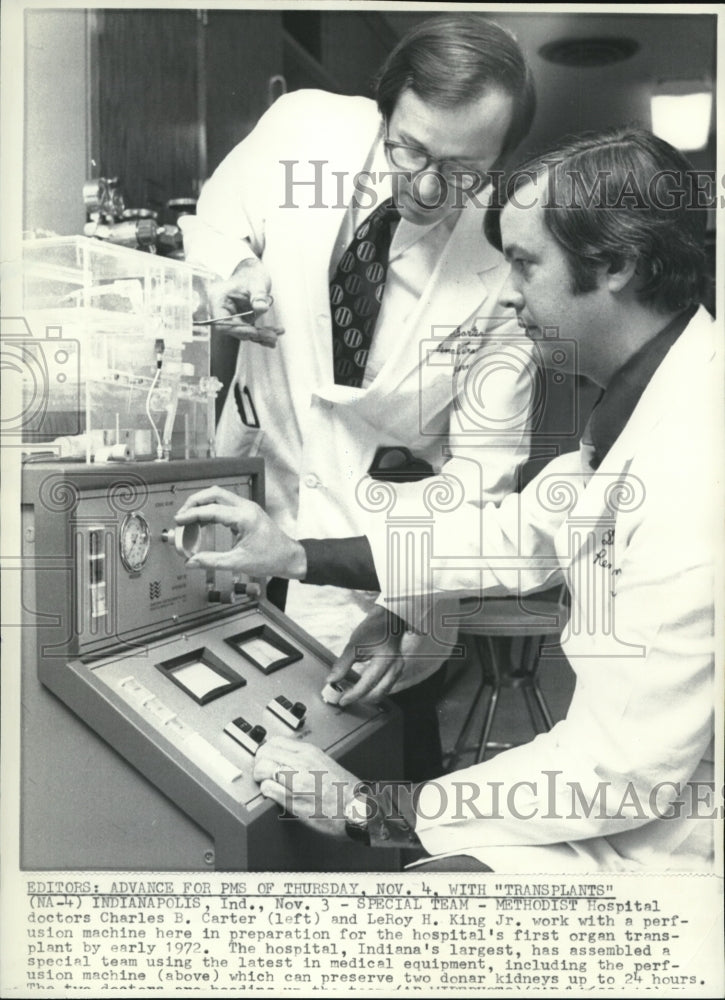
498 270 523 311
412 169 448 208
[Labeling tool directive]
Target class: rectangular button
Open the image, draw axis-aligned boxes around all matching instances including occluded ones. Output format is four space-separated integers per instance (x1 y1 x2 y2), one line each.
118 675 153 704
143 697 176 724
185 733 243 784
164 716 193 743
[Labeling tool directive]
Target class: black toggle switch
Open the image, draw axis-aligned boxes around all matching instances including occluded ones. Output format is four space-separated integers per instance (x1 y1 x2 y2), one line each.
267 695 307 730
209 589 236 604
224 716 267 754
233 581 262 598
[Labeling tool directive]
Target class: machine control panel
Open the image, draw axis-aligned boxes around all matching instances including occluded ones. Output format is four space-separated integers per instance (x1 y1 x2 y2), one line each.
88 604 380 807
22 459 402 871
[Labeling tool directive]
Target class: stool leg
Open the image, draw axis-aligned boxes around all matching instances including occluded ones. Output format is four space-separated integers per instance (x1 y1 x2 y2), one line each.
475 687 500 763
520 634 555 733
521 681 541 732
517 635 540 733
475 636 502 763
532 677 554 730
446 637 487 769
527 635 555 731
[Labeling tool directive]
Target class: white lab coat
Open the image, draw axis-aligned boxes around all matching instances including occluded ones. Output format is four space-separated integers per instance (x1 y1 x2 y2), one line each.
182 90 534 656
368 307 720 871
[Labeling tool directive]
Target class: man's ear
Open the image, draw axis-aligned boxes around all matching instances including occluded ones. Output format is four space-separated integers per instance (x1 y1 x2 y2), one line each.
605 257 638 294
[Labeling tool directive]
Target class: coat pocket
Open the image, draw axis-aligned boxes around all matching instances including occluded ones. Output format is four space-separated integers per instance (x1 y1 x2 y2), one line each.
216 383 265 458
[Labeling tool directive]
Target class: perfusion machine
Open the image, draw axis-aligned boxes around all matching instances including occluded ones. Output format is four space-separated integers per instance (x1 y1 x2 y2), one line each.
16 238 401 872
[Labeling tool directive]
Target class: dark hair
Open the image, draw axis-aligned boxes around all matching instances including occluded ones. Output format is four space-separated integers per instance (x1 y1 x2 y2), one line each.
485 127 708 313
375 15 536 159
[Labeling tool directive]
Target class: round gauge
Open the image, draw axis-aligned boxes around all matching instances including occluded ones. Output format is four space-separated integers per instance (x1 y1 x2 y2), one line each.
120 512 151 573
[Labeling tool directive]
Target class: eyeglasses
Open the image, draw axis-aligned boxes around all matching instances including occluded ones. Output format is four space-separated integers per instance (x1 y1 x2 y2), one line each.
383 136 488 192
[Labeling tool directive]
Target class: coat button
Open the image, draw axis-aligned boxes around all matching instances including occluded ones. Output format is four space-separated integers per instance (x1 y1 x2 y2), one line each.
303 474 319 488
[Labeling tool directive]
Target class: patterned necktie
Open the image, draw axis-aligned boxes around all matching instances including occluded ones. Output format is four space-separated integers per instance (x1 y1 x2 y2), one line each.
330 197 400 387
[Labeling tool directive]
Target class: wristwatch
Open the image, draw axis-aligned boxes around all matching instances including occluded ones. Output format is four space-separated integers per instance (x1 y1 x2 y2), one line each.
344 785 421 849
344 792 373 846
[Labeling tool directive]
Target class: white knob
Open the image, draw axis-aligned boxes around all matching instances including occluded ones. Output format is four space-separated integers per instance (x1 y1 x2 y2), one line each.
163 523 201 558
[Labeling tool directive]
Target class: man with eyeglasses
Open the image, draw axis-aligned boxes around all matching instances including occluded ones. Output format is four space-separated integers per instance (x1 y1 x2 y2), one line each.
383 136 488 216
180 14 537 781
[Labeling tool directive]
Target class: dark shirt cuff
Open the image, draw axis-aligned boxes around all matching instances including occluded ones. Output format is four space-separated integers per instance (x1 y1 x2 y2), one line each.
300 537 380 591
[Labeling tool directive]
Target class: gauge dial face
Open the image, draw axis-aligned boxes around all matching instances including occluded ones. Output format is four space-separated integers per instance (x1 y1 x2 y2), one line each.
120 512 151 573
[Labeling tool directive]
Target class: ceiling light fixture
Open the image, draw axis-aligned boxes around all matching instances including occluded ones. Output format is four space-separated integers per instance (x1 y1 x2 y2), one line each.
538 36 639 67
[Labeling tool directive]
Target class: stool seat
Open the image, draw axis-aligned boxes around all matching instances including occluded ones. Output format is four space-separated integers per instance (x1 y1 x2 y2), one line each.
444 587 569 769
456 593 568 636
